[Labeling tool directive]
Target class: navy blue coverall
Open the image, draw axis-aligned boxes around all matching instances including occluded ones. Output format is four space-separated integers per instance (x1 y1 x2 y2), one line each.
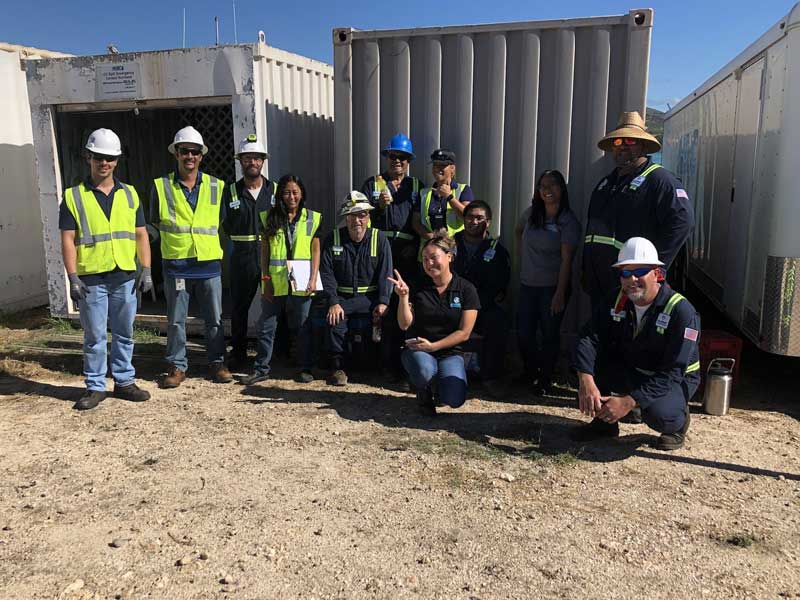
319 227 393 368
574 283 701 434
582 159 694 305
452 232 511 380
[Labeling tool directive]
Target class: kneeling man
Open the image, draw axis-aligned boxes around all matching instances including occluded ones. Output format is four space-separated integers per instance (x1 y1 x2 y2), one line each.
573 237 700 450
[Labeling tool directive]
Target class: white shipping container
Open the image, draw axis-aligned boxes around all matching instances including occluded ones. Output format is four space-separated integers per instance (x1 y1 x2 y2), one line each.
333 10 654 333
663 3 800 355
25 41 333 330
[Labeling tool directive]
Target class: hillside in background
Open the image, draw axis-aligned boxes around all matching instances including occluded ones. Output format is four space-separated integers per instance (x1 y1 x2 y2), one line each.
646 107 665 143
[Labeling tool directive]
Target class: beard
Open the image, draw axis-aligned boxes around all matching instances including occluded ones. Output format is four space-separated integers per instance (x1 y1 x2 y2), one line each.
625 285 647 303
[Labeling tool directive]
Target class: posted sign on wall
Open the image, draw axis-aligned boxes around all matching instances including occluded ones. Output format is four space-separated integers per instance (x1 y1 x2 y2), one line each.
96 63 141 100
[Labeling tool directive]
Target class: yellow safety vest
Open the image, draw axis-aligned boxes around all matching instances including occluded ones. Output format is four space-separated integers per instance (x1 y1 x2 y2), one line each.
154 172 225 261
418 182 466 259
265 208 322 296
63 182 139 275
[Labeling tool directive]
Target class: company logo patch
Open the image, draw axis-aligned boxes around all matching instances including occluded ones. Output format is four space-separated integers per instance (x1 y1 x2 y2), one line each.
684 327 699 341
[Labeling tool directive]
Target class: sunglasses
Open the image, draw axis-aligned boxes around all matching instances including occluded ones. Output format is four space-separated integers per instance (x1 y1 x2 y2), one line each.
90 152 118 163
618 266 654 279
387 152 409 161
612 138 639 147
178 147 203 156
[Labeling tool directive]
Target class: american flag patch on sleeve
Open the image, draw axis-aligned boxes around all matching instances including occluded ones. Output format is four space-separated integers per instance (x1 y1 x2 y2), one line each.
676 189 689 199
684 327 699 341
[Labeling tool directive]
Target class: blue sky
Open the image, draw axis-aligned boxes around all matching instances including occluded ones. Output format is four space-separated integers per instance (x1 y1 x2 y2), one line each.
1 0 795 111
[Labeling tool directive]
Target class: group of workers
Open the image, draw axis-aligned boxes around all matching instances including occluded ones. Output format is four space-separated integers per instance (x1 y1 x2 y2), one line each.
59 109 700 451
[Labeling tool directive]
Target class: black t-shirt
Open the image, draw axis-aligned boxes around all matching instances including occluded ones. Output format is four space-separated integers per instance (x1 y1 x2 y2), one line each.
409 273 481 357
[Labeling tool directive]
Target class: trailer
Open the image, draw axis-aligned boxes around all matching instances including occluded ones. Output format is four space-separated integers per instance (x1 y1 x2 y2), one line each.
663 3 800 356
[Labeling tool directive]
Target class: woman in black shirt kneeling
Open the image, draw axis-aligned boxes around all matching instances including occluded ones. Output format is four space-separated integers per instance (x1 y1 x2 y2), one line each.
389 234 480 415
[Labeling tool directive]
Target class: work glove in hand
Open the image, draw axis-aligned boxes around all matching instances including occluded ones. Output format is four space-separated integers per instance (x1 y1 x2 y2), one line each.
135 267 153 294
68 272 88 303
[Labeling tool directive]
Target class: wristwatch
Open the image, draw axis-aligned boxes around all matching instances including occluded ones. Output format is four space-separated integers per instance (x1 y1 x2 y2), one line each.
446 193 455 201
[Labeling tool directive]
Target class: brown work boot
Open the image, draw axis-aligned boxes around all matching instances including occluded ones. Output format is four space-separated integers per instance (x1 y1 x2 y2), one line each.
326 369 348 386
209 362 234 383
162 365 186 389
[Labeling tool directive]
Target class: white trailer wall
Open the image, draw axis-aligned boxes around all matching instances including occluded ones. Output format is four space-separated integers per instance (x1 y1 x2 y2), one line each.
334 10 653 332
0 50 48 312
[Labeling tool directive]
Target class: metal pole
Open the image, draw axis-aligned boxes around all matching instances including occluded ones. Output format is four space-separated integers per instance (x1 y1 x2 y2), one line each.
182 8 186 48
215 16 220 46
232 0 238 44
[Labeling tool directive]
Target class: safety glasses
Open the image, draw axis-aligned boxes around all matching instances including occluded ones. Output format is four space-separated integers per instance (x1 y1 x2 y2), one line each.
178 147 203 156
618 266 654 279
90 152 118 163
612 137 639 147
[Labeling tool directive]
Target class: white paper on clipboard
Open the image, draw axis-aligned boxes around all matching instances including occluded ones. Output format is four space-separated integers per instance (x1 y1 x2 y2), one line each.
287 260 323 292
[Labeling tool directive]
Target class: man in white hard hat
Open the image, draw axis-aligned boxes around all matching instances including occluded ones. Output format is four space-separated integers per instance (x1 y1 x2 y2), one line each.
582 111 694 308
573 237 701 451
319 192 393 386
221 134 276 370
149 125 232 388
59 128 152 410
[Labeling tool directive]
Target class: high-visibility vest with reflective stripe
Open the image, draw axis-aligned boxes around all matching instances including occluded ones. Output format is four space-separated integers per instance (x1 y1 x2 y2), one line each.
154 173 224 261
332 227 379 294
63 182 139 275
418 183 466 259
372 175 419 240
266 208 321 296
584 164 663 251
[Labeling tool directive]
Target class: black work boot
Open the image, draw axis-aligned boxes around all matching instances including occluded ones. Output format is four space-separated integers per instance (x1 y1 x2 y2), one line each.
113 383 150 402
73 390 107 411
417 387 437 417
570 418 620 441
620 405 643 424
655 403 691 451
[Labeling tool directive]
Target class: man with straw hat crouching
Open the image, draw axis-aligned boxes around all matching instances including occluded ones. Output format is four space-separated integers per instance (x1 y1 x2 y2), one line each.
582 111 694 310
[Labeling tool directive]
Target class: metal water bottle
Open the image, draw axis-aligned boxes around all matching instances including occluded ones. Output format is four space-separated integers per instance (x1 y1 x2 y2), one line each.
703 358 735 416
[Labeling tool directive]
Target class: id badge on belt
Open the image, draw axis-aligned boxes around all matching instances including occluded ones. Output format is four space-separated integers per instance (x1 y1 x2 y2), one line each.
175 278 186 292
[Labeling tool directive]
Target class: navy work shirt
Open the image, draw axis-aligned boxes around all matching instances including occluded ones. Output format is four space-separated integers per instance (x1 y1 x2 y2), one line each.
221 176 274 256
452 232 511 309
59 176 145 286
574 283 701 410
360 173 424 236
319 228 393 307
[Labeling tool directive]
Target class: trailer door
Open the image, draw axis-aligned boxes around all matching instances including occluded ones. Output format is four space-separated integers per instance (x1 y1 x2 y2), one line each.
725 58 765 322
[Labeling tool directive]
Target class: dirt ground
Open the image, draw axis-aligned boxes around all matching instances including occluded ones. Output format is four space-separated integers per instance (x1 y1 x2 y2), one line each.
0 309 798 600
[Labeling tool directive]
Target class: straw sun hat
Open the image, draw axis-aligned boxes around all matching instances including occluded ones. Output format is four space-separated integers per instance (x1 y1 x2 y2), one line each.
597 111 661 154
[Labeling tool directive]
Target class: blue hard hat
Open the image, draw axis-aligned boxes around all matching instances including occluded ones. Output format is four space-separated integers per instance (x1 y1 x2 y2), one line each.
381 133 415 160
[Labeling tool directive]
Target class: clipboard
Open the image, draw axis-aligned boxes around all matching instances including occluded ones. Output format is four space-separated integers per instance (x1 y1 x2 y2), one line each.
287 259 323 293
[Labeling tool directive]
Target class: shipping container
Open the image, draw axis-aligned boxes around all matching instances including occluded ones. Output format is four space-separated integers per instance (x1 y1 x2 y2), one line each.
333 9 654 333
663 3 800 356
25 39 333 331
0 44 70 313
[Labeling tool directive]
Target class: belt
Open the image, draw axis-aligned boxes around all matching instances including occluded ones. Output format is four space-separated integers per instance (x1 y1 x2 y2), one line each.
383 231 414 241
337 285 378 295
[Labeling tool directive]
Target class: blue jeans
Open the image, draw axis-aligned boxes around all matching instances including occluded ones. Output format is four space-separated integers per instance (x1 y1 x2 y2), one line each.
517 284 568 383
164 275 225 372
253 294 313 375
78 279 137 391
401 350 468 408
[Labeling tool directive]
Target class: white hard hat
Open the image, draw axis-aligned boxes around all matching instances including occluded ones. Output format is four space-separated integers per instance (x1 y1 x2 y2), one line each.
236 134 269 158
168 126 208 155
85 128 122 156
613 237 665 268
339 190 373 216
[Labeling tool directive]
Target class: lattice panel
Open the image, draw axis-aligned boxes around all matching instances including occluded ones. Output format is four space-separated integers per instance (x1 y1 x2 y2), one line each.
178 106 235 184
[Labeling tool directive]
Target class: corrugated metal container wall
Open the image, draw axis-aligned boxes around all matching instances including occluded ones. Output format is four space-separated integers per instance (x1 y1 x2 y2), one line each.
255 45 334 222
334 10 653 331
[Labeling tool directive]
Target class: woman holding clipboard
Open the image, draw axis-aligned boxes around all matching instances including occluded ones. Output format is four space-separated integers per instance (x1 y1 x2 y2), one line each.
241 174 322 385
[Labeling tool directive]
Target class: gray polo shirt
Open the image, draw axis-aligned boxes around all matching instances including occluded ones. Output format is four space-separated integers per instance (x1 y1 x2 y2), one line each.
519 206 581 287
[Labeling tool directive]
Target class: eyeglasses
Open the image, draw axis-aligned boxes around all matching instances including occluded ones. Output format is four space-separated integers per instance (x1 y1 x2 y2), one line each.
618 266 654 279
240 155 264 163
90 153 118 163
347 212 369 220
612 138 639 147
465 213 487 222
387 152 409 161
178 147 203 156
